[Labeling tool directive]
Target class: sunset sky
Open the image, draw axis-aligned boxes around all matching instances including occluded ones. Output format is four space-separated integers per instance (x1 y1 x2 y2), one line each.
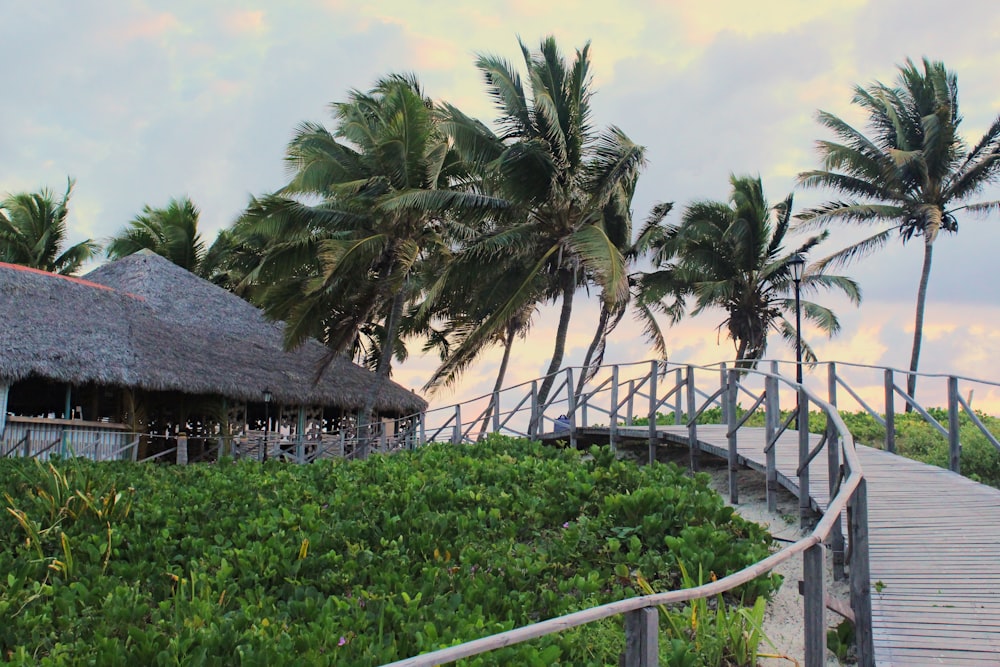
4 1 999 412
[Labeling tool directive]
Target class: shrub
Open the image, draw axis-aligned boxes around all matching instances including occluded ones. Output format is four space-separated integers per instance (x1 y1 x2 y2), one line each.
0 437 779 665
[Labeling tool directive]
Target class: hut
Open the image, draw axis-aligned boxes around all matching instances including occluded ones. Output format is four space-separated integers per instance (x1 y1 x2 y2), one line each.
0 251 427 462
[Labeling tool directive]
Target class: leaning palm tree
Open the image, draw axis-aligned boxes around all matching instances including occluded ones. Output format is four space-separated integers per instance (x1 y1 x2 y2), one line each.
434 37 645 406
575 202 674 398
797 58 1000 402
238 74 502 457
642 175 861 366
0 179 97 275
106 196 207 275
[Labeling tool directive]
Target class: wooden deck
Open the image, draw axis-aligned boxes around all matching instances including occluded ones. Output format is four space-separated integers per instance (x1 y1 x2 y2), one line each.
603 424 1000 666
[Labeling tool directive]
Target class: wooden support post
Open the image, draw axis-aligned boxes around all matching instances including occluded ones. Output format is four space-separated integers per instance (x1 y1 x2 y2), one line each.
380 421 388 452
827 363 846 581
176 433 188 466
798 389 810 529
452 405 462 445
884 369 895 453
529 381 538 438
687 366 699 471
22 429 31 458
803 543 825 667
626 380 635 426
948 376 961 474
727 368 739 504
566 368 577 450
719 362 728 425
623 607 658 667
647 361 657 464
296 406 306 463
673 368 683 425
849 478 875 667
418 412 426 448
63 385 72 457
765 367 778 513
610 365 620 452
0 384 8 443
492 390 501 435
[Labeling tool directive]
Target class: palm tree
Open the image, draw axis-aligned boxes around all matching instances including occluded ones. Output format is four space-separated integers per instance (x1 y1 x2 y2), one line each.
641 175 861 366
238 74 502 456
0 179 97 275
434 36 645 407
575 202 674 398
797 58 1000 403
106 197 207 275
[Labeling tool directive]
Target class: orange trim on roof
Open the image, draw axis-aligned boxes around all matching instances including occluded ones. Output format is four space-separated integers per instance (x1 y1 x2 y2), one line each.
0 262 145 300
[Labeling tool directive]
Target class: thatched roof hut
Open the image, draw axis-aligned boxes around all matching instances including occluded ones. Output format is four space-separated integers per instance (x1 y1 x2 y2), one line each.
0 251 426 416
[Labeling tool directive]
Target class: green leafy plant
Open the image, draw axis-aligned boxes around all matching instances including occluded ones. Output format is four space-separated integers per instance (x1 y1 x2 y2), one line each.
0 438 780 665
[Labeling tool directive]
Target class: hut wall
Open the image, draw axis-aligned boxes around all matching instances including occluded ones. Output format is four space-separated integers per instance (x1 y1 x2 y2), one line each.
2 417 132 461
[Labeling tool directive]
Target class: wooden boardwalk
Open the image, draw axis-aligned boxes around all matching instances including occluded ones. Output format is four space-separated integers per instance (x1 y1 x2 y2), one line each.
606 424 1000 666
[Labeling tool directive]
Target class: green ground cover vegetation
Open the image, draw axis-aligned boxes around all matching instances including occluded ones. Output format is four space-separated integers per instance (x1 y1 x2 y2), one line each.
1 437 780 666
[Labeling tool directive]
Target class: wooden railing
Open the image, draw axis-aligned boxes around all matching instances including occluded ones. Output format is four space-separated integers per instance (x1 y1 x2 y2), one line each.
382 360 875 667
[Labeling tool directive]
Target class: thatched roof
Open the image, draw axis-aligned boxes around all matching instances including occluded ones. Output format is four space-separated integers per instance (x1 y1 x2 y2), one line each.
0 252 426 415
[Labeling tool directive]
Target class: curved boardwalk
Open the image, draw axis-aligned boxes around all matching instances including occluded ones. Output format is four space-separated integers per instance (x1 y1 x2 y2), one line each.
612 424 1000 666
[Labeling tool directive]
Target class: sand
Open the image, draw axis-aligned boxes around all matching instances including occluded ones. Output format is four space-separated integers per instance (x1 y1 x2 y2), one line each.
621 444 852 665
697 460 852 666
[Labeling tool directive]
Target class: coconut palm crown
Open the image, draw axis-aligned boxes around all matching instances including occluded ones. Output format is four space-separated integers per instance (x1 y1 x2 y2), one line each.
0 179 97 275
641 175 861 367
106 196 207 275
797 58 1000 400
431 36 645 403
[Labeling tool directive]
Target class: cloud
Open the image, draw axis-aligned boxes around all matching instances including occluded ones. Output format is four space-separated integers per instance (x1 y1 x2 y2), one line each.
2 0 999 417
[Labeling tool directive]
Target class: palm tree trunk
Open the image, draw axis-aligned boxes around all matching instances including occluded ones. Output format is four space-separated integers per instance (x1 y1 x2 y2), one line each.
576 304 610 398
537 272 576 407
358 291 405 458
479 325 517 439
905 239 935 411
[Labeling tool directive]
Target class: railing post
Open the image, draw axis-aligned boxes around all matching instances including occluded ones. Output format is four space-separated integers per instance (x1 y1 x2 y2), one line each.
647 361 657 464
492 390 501 435
22 429 32 458
884 369 895 453
686 365 699 471
623 607 658 667
566 368 577 450
827 363 846 581
798 387 810 529
849 477 875 667
765 365 778 512
176 433 188 466
529 381 539 437
719 362 728 425
803 543 826 667
626 380 635 426
380 422 388 452
727 368 739 504
673 368 683 425
418 413 426 447
452 405 462 445
610 365 619 451
948 376 961 474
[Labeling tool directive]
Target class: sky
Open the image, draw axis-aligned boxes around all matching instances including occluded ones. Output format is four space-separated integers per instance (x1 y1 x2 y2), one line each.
4 0 1000 413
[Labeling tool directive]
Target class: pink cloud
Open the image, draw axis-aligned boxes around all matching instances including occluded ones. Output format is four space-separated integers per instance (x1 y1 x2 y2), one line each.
223 10 266 36
116 12 181 42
